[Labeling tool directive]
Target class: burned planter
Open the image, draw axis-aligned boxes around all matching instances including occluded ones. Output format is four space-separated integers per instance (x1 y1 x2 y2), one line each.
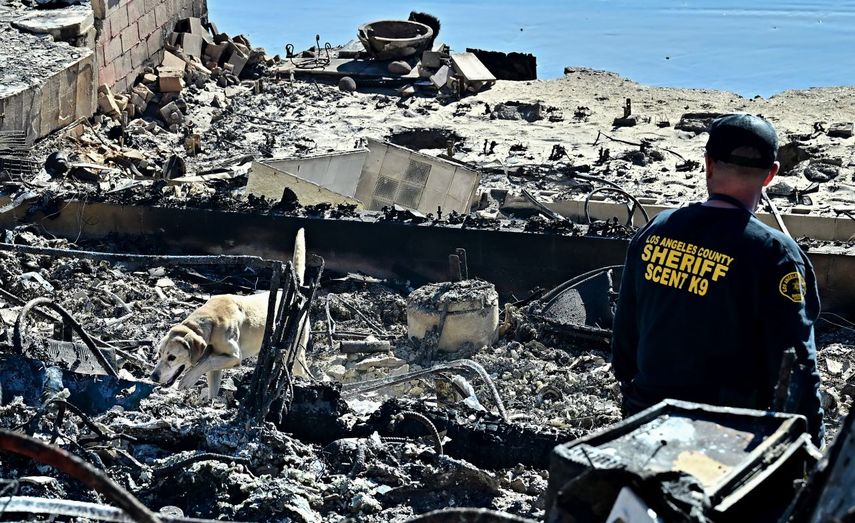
547 400 820 523
407 280 499 353
358 20 434 60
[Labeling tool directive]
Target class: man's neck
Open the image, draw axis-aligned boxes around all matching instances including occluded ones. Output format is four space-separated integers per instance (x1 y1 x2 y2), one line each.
703 191 760 211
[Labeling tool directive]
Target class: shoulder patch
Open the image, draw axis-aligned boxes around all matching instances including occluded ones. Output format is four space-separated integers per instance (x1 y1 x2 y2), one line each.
779 272 806 303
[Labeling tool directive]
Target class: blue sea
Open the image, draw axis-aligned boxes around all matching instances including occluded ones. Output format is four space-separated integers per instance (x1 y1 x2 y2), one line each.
208 1 855 98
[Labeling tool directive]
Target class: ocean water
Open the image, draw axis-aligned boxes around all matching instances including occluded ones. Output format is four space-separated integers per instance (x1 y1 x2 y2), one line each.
207 0 855 97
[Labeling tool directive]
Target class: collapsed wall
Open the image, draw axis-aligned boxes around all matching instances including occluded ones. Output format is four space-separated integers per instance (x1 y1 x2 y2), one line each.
0 0 206 142
93 0 206 93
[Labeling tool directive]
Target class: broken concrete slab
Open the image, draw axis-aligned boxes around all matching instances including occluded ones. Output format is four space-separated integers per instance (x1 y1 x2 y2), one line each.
430 65 451 90
161 50 188 71
451 52 496 93
407 280 500 352
828 122 854 139
97 84 120 117
226 44 249 77
12 4 94 43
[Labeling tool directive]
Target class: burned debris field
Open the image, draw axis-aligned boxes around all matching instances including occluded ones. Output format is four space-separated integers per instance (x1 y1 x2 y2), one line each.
2 1 855 522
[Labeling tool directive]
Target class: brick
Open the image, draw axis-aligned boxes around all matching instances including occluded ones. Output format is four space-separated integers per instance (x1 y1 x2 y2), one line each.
127 0 143 23
138 10 156 38
109 5 129 38
99 62 117 87
105 35 123 63
120 22 139 53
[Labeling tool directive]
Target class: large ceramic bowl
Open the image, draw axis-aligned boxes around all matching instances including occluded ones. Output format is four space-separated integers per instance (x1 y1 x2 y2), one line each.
358 20 434 61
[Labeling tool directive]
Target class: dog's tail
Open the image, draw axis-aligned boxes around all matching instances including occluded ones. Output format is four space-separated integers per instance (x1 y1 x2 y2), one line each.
293 228 306 286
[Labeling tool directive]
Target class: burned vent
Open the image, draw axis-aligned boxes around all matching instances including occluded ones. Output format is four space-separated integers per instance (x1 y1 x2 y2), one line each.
372 159 432 210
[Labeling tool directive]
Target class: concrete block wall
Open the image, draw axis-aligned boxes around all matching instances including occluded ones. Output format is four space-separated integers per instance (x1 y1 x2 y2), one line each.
0 52 97 141
93 0 207 93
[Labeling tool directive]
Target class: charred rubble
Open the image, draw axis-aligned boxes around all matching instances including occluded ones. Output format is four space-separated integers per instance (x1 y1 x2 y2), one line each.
0 6 855 523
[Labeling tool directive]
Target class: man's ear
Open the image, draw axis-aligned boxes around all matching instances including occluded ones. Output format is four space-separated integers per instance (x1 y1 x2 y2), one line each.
762 161 780 187
704 155 715 181
184 332 207 362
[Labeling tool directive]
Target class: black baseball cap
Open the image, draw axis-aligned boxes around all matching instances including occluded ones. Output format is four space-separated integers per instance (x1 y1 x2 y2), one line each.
705 113 778 169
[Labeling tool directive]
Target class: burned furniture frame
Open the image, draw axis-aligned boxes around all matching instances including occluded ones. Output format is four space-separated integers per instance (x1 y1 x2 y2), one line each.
547 399 820 522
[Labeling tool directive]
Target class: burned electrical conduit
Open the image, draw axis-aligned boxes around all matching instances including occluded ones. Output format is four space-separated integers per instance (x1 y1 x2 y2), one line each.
390 410 444 455
341 359 509 422
13 298 119 379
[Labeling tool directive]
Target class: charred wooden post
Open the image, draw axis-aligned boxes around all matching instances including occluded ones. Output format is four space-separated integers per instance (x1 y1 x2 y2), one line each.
240 256 324 426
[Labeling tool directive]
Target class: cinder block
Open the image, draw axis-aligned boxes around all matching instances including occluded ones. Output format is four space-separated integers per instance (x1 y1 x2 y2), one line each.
179 32 203 58
114 75 129 94
92 0 107 19
138 10 156 38
58 61 79 127
115 51 134 79
76 55 97 118
105 35 123 62
96 41 107 65
120 22 139 53
144 0 161 14
109 5 129 38
99 61 117 87
39 72 61 138
146 30 162 58
154 2 169 28
131 42 149 68
127 0 143 23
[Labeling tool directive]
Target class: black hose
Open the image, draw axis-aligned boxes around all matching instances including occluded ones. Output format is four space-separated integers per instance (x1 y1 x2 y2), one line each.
538 265 624 307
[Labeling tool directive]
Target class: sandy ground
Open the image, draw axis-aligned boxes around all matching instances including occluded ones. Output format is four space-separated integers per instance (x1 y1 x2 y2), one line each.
198 68 855 216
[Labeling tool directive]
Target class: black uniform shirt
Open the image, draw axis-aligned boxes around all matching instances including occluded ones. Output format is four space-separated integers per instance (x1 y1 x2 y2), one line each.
611 202 824 444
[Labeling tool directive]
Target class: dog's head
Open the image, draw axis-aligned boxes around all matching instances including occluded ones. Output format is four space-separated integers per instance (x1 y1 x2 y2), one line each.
150 324 207 386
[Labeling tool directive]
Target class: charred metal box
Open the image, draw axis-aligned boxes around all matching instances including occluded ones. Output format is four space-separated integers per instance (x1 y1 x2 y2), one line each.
546 399 820 522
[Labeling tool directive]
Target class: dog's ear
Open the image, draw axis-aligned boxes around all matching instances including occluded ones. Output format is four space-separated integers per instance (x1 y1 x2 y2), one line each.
184 331 208 362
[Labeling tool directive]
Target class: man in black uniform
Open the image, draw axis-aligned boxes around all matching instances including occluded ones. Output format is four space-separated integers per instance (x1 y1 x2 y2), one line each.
611 113 824 445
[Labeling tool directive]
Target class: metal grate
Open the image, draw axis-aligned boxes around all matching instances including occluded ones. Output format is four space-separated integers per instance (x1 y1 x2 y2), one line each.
0 130 37 177
397 184 423 208
403 159 432 185
374 176 400 200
